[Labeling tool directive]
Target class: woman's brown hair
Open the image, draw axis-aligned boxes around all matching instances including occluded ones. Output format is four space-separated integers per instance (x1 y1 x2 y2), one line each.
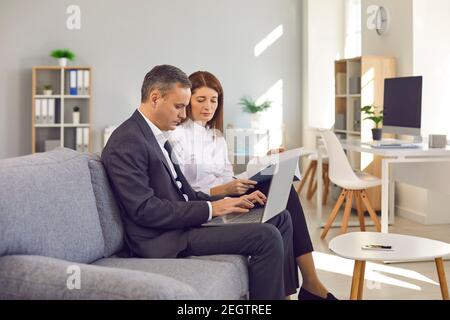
185 71 224 133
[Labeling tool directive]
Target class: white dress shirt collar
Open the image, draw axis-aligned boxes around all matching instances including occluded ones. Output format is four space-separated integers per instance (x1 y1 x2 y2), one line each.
137 108 170 147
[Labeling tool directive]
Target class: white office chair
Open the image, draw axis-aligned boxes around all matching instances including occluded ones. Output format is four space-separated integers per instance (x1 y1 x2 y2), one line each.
320 130 381 240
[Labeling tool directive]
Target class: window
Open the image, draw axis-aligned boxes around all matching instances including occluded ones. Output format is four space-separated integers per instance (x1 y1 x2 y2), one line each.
345 0 362 58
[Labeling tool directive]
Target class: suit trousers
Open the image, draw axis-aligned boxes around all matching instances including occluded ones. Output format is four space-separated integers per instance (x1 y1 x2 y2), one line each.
253 183 314 258
179 210 298 300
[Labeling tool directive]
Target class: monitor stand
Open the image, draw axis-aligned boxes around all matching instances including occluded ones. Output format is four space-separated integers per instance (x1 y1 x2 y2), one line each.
394 134 423 144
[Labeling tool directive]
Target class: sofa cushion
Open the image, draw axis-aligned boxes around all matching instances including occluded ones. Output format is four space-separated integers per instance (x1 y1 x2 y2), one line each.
0 255 198 299
93 255 249 299
86 154 124 257
0 148 104 264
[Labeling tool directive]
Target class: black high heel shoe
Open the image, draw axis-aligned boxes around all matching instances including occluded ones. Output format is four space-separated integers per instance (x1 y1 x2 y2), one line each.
298 287 338 300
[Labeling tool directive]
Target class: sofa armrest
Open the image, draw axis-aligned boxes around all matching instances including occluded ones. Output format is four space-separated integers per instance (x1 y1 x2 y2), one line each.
0 255 199 300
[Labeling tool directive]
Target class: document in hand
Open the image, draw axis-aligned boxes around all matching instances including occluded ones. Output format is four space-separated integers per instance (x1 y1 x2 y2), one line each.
234 148 303 183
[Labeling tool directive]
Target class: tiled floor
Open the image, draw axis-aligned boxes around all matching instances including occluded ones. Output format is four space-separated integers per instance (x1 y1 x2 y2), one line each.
295 193 450 300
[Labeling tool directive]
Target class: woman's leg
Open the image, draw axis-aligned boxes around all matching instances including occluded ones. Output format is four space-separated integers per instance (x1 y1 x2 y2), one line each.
254 182 330 298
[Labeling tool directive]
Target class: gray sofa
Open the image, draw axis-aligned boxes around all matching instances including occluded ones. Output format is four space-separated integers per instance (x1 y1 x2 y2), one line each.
0 148 248 299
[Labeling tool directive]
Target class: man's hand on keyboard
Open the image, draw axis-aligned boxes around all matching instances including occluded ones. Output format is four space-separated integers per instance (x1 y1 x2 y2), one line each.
240 191 267 206
211 198 254 217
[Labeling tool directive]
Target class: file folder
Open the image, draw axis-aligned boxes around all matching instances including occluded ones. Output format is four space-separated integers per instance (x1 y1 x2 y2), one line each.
83 128 89 151
83 70 90 95
69 70 77 95
41 99 48 124
48 99 55 124
77 70 84 95
35 99 41 124
76 128 83 152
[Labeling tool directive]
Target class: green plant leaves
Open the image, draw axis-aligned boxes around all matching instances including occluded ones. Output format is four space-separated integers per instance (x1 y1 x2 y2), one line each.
50 49 76 60
361 104 383 128
239 96 272 114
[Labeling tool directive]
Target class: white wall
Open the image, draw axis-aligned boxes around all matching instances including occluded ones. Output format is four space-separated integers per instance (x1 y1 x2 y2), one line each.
0 0 303 158
302 0 345 151
361 0 413 76
401 0 450 224
361 0 450 224
413 0 450 137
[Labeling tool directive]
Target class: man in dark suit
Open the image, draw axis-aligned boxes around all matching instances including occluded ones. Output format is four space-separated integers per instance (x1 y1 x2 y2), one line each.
102 65 299 300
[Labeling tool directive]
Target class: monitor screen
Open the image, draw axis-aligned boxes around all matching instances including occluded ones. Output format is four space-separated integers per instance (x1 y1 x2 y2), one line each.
383 76 422 130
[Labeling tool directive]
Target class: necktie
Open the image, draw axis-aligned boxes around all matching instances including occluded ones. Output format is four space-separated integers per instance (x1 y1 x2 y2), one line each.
164 141 189 201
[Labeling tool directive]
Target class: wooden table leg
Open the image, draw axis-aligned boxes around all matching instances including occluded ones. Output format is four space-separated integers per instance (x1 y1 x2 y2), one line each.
435 258 449 300
357 261 366 300
350 260 363 300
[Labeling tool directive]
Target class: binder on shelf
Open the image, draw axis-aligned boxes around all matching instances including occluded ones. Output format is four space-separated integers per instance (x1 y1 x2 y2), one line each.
69 70 77 95
336 73 347 95
83 70 90 95
83 127 89 151
48 99 55 124
41 99 48 124
77 70 84 95
76 128 83 152
35 99 42 124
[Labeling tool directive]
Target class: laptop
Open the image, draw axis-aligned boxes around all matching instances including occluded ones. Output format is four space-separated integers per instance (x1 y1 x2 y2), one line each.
202 149 301 226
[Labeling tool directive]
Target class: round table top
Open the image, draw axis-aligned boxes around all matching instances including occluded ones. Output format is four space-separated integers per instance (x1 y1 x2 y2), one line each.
329 232 450 262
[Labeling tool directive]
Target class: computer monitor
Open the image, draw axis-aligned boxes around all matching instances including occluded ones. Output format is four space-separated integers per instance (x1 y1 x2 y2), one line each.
383 76 423 137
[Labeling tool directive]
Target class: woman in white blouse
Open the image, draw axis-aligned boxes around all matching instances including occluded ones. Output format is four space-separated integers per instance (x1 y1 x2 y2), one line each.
170 71 336 300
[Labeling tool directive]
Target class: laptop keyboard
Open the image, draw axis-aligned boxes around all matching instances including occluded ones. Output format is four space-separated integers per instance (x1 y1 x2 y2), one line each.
230 212 263 223
205 208 264 225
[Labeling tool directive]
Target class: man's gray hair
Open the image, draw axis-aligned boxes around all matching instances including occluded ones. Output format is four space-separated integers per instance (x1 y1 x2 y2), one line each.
141 65 191 103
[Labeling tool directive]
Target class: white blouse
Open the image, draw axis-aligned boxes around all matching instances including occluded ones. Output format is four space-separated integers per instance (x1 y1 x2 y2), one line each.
169 119 234 195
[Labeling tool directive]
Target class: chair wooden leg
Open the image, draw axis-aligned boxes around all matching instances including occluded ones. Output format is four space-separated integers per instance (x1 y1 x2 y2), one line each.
309 166 326 201
341 190 353 234
435 258 449 300
297 161 314 195
350 260 364 300
321 190 347 239
306 161 317 200
322 164 330 206
360 190 381 232
358 261 366 300
355 191 366 232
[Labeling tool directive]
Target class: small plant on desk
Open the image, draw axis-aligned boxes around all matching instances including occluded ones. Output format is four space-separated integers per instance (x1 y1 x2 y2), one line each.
361 105 383 141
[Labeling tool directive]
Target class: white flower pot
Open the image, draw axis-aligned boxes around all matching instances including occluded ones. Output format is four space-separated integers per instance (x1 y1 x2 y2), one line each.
58 58 68 67
250 113 263 129
73 111 80 125
43 90 53 96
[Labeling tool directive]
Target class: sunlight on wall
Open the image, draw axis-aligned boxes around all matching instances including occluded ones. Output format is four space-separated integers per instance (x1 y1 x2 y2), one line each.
256 79 283 150
361 67 375 169
254 25 284 57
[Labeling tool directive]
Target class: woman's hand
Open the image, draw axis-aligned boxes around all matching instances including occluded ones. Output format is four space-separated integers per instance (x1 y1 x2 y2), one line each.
224 179 258 195
210 179 258 196
240 191 267 206
267 146 286 155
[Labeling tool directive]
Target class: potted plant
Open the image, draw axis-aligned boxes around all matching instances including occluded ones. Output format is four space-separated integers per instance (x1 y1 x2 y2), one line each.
361 105 383 140
43 84 53 96
50 49 75 67
239 96 272 128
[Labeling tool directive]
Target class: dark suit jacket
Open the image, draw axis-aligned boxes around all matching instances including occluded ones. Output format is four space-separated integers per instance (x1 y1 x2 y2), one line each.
102 110 221 258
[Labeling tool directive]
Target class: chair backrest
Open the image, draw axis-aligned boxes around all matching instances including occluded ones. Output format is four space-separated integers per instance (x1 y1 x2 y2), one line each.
320 130 358 186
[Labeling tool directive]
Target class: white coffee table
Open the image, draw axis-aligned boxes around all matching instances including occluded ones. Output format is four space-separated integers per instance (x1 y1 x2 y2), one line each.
329 232 450 300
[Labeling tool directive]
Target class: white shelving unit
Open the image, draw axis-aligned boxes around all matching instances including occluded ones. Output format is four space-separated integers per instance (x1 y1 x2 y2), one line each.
32 66 92 153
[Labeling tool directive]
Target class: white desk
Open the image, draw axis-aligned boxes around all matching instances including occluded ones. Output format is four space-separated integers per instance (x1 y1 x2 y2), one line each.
316 139 450 233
